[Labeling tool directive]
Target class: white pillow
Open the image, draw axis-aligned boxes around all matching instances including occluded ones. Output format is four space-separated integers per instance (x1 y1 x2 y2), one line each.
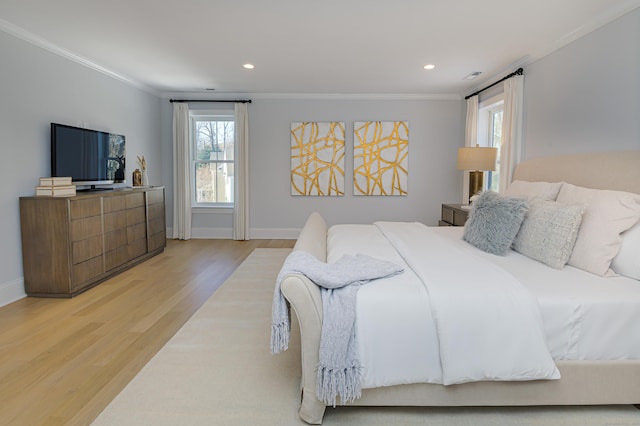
504 180 563 201
611 221 640 280
556 183 640 276
513 198 584 269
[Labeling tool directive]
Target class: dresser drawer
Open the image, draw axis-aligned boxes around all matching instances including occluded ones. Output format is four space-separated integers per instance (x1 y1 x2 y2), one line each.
70 216 103 241
146 189 164 205
148 232 166 252
103 195 126 213
71 257 103 290
104 211 127 232
70 198 101 219
147 203 164 221
128 238 148 259
104 228 127 252
125 192 145 209
127 222 147 244
71 235 103 264
105 246 128 271
126 206 146 225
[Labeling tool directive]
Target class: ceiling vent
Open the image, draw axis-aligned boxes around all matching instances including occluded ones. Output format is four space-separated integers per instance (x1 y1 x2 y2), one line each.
464 72 482 80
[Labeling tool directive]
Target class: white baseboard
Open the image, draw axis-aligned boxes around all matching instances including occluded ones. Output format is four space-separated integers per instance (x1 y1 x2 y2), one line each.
166 227 235 239
0 278 27 308
166 227 300 240
191 227 233 239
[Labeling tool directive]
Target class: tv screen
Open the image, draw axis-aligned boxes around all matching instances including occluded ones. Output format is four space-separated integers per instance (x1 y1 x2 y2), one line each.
51 123 126 186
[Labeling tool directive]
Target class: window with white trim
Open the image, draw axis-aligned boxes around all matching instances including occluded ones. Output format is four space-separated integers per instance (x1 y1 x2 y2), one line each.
190 112 235 207
478 95 504 192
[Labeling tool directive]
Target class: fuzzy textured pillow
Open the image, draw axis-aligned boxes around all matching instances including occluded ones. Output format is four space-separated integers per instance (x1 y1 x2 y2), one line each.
463 191 529 255
556 183 640 276
513 198 585 269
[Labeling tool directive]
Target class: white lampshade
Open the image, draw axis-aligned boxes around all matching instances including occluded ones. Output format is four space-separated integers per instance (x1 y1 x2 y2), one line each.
457 146 498 171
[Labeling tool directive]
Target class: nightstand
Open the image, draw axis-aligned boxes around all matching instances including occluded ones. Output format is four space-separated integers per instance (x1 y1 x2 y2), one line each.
439 203 470 226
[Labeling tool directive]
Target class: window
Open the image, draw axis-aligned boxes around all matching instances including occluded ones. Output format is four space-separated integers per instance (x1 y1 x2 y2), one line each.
190 112 235 207
478 96 504 192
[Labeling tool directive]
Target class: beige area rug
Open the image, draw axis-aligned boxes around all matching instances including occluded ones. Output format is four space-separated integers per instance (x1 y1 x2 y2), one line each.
93 248 640 426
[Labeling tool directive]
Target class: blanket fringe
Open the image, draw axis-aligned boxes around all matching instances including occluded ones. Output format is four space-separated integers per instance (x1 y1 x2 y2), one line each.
270 322 290 354
316 364 362 407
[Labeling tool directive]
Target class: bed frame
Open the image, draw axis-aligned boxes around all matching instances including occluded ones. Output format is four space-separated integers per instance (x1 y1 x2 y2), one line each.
280 151 640 424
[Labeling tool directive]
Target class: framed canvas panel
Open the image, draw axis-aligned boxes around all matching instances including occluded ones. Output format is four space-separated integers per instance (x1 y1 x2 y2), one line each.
353 121 408 196
291 122 345 196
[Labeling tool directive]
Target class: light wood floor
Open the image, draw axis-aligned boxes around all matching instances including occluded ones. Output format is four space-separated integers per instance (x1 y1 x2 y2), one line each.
0 238 295 426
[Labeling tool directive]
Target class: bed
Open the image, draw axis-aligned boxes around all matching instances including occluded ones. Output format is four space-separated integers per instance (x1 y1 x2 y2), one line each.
276 151 640 424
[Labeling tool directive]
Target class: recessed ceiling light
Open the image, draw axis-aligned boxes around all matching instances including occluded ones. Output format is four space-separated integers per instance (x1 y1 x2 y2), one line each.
423 64 435 70
243 63 255 69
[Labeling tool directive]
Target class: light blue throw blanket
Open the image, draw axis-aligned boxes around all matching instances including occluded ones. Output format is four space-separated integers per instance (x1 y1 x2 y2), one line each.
270 250 403 406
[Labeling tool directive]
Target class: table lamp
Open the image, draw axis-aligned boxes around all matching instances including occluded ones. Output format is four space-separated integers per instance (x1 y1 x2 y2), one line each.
457 145 498 204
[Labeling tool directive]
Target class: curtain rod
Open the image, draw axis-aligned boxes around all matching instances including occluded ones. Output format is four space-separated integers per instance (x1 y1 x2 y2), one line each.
464 68 523 100
169 99 252 103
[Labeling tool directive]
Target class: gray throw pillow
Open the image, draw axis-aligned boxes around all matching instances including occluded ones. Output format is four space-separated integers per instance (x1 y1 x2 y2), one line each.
513 198 585 269
463 191 529 255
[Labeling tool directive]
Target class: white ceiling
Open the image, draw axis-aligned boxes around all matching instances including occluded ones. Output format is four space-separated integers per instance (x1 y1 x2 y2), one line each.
1 0 639 98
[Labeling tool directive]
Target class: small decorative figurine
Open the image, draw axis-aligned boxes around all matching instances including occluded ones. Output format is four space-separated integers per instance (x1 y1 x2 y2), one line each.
133 169 142 186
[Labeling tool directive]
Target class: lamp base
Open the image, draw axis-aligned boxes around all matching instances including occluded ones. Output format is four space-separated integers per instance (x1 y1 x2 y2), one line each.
468 170 484 204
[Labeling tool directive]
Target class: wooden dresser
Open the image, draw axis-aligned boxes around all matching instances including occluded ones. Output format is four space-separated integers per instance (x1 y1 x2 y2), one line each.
19 187 166 297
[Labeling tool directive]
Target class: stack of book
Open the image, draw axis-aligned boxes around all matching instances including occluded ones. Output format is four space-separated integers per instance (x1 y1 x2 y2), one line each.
36 177 76 197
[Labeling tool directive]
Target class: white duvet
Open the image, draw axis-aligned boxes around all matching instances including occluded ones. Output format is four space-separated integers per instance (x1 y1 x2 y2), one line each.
327 222 640 389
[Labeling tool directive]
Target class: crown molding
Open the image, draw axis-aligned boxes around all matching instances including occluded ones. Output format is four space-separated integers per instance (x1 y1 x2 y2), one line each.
0 18 160 97
160 91 461 101
532 1 640 61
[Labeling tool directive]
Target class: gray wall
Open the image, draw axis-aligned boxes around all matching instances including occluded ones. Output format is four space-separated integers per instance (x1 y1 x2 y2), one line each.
0 31 162 305
522 7 640 158
249 99 464 233
159 98 465 238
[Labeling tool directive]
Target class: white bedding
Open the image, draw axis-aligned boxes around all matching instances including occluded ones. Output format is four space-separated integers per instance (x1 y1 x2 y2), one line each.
327 223 640 389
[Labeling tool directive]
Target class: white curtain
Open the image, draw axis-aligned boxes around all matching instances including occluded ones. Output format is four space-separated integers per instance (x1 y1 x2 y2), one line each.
233 102 249 240
172 102 192 240
499 75 524 192
463 95 479 203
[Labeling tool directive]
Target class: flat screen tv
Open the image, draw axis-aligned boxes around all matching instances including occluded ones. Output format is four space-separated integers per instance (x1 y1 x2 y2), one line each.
51 123 126 189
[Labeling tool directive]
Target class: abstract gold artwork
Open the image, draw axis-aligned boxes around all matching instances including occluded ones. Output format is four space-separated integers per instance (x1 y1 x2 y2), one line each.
353 121 408 196
291 122 345 196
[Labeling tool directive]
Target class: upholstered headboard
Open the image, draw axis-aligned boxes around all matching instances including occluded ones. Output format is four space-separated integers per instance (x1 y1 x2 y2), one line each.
512 151 640 195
